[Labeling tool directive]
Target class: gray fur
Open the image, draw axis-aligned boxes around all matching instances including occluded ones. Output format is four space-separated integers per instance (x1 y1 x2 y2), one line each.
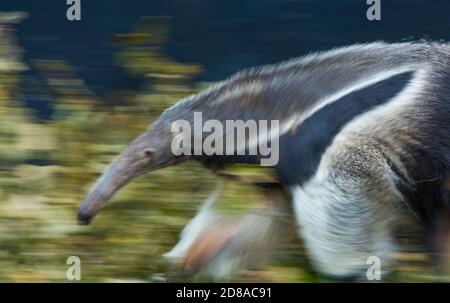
79 42 450 279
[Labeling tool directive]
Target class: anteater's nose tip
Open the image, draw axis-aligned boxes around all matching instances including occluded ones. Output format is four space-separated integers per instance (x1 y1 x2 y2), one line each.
77 211 92 225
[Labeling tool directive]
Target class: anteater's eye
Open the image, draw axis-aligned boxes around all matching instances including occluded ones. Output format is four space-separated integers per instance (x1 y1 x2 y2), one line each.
142 149 155 159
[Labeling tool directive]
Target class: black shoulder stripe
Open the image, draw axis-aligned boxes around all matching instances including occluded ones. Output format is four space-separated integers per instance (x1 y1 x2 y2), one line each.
276 71 415 186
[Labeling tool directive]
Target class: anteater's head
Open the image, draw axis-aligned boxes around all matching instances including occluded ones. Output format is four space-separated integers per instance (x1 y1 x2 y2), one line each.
77 68 285 225
77 119 186 225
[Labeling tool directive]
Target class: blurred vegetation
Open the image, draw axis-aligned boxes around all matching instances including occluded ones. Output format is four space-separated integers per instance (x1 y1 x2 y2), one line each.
0 13 447 282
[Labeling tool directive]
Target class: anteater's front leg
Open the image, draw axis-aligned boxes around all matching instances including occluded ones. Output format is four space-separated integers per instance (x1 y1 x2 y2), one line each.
164 183 295 281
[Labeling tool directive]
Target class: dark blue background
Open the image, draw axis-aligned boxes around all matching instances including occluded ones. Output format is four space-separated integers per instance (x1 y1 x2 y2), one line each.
1 0 449 117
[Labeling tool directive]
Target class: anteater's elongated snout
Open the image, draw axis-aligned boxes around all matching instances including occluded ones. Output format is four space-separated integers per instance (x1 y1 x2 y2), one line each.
78 183 115 225
78 164 131 225
77 127 178 225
